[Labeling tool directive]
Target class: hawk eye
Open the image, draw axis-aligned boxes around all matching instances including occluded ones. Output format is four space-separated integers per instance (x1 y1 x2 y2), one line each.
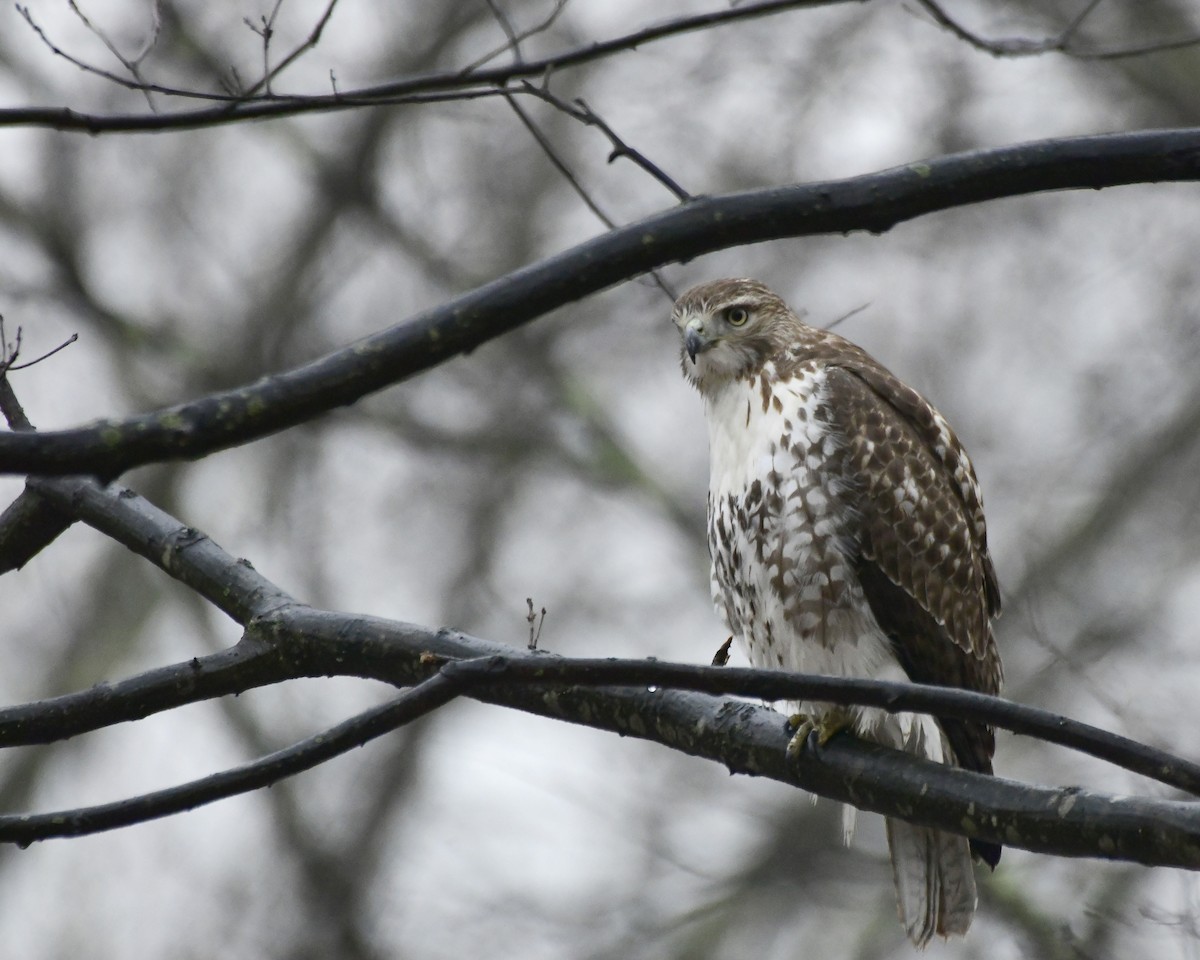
725 306 750 326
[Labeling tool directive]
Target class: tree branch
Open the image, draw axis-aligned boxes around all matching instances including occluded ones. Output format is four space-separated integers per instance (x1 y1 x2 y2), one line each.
4 621 1200 865
1 475 1197 862
0 334 76 571
2 127 1200 477
432 656 1200 798
0 671 461 844
245 0 341 98
23 476 294 622
914 0 1200 61
520 83 692 202
2 0 857 132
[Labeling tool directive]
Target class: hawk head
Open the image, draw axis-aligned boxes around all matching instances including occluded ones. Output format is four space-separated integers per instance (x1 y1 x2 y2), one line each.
672 278 802 393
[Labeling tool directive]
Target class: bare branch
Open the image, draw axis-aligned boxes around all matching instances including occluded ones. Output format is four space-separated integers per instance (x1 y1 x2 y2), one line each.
3 127 1200 476
0 672 462 844
2 620 1199 864
0 349 72 570
2 0 860 131
6 333 78 372
461 0 570 74
526 598 546 651
36 1 161 109
822 300 871 332
0 375 31 434
242 0 289 95
435 655 1200 797
506 93 617 227
503 93 677 300
483 0 525 64
1 476 1197 862
65 0 161 73
244 0 341 97
520 83 692 202
914 0 1200 60
0 320 32 431
24 476 295 623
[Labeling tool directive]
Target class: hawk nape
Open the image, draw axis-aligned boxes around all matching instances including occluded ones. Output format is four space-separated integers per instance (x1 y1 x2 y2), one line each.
673 278 1002 947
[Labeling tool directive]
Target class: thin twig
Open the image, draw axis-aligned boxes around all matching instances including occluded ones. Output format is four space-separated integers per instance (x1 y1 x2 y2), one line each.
67 0 158 104
506 93 617 227
0 316 19 369
522 83 692 202
525 599 546 650
914 0 1200 60
1059 0 1106 47
484 0 525 64
242 0 287 96
16 5 147 95
822 301 871 332
504 93 677 300
7 334 79 372
0 319 33 432
246 0 341 97
10 0 845 116
459 0 571 74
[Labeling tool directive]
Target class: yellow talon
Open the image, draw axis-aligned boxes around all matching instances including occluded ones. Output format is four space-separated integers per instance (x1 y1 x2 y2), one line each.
785 713 813 758
786 708 853 758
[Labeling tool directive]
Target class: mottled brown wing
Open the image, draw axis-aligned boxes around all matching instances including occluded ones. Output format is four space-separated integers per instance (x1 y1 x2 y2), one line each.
821 363 1002 867
820 361 1000 665
819 365 1002 727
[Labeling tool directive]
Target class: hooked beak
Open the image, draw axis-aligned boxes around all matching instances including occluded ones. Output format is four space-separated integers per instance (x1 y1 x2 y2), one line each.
683 319 712 364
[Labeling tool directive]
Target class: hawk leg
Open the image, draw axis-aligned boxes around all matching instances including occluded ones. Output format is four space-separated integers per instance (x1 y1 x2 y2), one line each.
785 707 854 759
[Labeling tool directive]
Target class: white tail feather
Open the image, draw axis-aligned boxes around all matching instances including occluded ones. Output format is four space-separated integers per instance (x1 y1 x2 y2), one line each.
841 802 858 846
873 714 979 946
885 815 977 947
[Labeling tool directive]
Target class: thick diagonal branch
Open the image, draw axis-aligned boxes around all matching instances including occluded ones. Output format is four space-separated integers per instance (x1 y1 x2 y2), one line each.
2 128 1200 477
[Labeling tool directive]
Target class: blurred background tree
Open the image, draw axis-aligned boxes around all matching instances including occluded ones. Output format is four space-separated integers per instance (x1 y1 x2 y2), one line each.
2 1 1200 957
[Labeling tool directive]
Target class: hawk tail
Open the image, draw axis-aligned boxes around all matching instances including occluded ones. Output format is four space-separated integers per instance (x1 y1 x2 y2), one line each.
885 817 977 948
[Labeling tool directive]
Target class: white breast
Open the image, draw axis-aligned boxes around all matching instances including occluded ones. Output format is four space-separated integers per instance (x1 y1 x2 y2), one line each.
703 364 823 499
702 365 923 747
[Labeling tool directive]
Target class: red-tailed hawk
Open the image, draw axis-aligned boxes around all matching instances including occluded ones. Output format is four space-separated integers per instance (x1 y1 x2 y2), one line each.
673 278 1002 946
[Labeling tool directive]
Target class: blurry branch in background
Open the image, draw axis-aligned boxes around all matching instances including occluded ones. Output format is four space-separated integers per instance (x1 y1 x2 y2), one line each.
1 127 1200 482
914 0 1200 60
503 91 679 300
0 669 463 844
0 467 1197 867
0 320 34 432
11 0 1200 134
4 0 849 132
0 325 81 569
239 0 341 98
466 0 571 72
35 0 164 109
519 84 693 203
1003 373 1200 715
1010 375 1200 605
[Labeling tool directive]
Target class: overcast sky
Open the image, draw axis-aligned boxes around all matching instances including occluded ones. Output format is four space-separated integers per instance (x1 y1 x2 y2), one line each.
2 2 1199 957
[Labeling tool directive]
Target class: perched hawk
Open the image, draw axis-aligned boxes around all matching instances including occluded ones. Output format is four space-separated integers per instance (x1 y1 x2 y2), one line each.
673 278 1002 946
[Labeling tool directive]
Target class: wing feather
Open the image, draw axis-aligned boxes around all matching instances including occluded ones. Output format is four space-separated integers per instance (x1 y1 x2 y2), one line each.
820 362 1002 867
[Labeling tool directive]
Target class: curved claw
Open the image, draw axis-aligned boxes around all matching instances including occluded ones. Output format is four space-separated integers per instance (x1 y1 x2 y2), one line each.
785 713 814 759
785 708 853 759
